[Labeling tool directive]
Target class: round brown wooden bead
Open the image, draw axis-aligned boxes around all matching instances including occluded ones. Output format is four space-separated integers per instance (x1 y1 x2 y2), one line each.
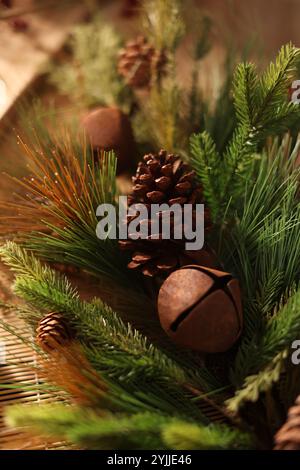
81 107 136 174
157 265 243 353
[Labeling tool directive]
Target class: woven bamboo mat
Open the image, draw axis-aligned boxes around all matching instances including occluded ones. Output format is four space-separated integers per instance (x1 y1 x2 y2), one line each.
0 258 107 450
0 262 75 450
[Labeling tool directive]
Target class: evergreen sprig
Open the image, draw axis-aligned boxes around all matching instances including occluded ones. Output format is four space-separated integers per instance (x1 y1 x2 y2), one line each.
0 136 140 290
211 139 300 412
190 43 300 220
162 420 253 450
225 156 300 379
6 404 252 450
227 351 288 413
189 132 221 220
228 287 300 410
190 46 300 413
143 0 184 52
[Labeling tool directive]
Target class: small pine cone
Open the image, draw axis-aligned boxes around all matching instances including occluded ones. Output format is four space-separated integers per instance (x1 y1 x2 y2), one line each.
119 149 211 277
274 395 300 450
118 35 167 88
36 312 72 353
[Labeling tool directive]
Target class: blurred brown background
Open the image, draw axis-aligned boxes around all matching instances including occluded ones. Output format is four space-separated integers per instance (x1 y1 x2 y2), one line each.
196 0 300 55
1 0 300 120
0 0 300 180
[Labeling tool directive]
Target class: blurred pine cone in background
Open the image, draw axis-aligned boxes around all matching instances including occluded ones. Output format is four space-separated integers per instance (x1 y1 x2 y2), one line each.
118 35 167 88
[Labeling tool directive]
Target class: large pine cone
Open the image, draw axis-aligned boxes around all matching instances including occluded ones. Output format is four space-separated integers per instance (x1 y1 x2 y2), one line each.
36 312 72 353
274 395 300 450
119 150 211 277
118 35 167 88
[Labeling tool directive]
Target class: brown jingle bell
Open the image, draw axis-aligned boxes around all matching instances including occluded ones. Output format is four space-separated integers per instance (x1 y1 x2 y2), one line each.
157 265 243 353
81 107 136 174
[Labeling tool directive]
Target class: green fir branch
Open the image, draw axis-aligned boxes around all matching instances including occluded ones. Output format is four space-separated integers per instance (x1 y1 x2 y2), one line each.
233 63 259 127
220 142 300 341
6 404 252 450
190 132 221 221
190 43 300 218
0 242 222 421
227 351 288 413
162 420 253 450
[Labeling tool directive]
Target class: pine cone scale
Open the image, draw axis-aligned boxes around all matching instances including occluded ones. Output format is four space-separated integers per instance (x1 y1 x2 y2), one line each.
146 191 165 203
